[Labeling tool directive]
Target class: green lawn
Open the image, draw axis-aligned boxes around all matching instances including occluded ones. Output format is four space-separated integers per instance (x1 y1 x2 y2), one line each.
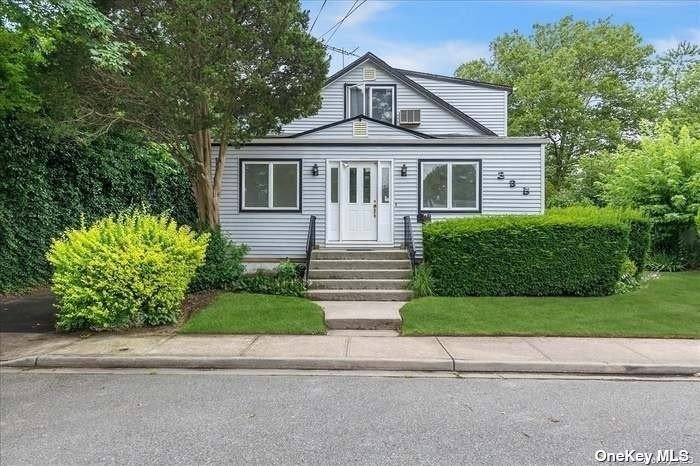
401 272 700 338
181 293 326 335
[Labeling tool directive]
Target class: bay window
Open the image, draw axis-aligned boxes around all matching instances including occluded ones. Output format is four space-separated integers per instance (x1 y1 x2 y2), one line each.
241 160 301 211
420 160 480 212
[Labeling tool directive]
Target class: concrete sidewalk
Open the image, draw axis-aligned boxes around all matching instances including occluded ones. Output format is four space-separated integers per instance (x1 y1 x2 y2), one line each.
2 332 699 375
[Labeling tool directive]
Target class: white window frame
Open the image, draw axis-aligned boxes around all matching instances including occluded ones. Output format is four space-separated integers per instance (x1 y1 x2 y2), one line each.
240 160 301 211
368 86 395 123
345 84 395 124
419 160 481 213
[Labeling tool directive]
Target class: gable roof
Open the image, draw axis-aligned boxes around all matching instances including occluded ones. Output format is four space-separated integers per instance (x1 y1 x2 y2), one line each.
288 115 435 139
324 52 498 136
395 69 512 92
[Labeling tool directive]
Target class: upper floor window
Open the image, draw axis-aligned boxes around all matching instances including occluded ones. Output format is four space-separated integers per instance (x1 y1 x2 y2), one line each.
346 84 395 124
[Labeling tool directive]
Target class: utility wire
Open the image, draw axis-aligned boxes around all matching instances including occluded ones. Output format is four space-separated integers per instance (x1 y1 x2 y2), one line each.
326 0 366 44
309 0 327 33
320 0 365 42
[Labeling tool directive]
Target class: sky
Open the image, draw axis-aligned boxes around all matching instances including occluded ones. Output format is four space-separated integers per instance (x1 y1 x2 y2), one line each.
300 0 700 75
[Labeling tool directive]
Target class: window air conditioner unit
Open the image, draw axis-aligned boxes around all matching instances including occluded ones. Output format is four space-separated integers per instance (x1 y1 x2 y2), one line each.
399 109 421 125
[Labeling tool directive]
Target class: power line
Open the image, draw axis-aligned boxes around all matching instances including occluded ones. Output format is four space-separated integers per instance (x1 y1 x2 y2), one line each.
320 0 365 42
309 0 327 33
325 0 366 44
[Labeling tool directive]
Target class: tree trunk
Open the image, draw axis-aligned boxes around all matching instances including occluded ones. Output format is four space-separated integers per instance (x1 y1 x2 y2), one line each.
186 98 234 227
189 127 218 226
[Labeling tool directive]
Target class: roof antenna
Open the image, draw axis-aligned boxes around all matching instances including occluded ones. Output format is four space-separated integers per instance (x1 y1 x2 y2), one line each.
325 45 360 67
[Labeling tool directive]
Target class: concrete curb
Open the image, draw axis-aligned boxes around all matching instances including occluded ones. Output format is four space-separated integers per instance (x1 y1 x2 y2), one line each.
2 354 698 376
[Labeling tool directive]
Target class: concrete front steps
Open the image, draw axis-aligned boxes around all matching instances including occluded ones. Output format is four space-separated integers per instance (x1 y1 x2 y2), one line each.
306 248 413 302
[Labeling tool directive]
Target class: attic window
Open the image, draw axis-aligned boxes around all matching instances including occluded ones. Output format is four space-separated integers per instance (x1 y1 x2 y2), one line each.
362 66 376 81
352 120 368 137
346 84 395 124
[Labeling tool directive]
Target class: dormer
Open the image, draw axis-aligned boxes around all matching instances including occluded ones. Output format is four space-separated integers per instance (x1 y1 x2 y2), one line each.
279 52 511 138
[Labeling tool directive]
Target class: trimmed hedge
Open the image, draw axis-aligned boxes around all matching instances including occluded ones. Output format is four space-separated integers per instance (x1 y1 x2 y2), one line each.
423 211 631 296
548 206 651 273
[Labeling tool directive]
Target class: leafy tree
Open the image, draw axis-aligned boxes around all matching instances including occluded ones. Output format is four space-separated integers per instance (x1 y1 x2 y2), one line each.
77 0 328 226
602 122 700 215
651 42 700 133
0 0 132 118
455 16 655 191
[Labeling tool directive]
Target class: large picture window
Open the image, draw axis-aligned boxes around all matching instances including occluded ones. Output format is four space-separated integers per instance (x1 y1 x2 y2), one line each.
420 160 480 212
345 84 395 124
241 160 301 211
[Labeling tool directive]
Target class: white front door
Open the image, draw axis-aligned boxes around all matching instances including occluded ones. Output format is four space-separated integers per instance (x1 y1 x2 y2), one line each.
341 162 378 241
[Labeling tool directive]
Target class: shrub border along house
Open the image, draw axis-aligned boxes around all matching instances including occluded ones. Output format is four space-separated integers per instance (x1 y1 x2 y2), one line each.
422 206 650 297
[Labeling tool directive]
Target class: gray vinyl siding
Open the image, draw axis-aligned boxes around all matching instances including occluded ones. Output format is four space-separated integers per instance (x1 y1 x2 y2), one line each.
407 75 508 136
280 61 481 137
217 143 543 259
297 119 422 139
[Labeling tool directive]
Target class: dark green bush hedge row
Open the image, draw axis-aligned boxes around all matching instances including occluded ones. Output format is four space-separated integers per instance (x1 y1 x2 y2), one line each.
548 206 651 273
423 207 646 296
0 118 196 292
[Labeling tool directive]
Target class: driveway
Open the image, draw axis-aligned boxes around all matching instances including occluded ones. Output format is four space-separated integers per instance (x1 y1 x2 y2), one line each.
0 289 56 333
0 290 74 361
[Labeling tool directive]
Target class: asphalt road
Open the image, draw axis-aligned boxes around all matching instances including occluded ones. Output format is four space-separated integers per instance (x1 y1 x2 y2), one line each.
1 371 698 465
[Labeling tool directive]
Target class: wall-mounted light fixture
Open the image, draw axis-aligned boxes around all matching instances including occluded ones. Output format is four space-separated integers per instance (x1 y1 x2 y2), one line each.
311 163 319 176
509 180 516 188
523 187 530 195
497 171 505 180
400 164 408 177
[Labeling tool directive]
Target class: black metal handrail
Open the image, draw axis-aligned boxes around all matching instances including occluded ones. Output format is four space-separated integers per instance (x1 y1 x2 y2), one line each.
304 215 317 283
403 215 417 274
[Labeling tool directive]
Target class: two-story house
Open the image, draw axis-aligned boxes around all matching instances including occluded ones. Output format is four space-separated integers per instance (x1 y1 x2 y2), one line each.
214 52 547 300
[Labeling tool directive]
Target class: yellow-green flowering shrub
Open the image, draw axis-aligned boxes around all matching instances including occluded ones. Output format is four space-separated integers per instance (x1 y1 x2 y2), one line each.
47 213 209 331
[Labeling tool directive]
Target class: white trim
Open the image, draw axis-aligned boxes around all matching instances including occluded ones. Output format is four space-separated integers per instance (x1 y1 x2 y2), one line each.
420 160 480 212
325 158 394 246
540 144 546 213
503 91 508 136
241 160 300 211
345 85 395 123
368 86 394 123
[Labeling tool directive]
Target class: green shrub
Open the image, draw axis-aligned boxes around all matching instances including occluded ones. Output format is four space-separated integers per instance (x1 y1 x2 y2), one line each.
410 263 434 297
189 227 248 292
47 213 208 331
647 252 687 272
422 210 630 296
650 214 699 269
615 258 640 294
237 261 306 297
548 206 651 273
276 260 301 281
0 118 196 292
